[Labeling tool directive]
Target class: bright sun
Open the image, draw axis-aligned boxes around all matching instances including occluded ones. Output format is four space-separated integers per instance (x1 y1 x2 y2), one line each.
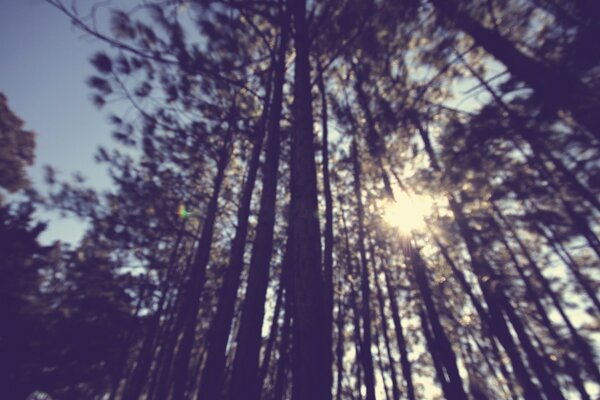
382 192 434 234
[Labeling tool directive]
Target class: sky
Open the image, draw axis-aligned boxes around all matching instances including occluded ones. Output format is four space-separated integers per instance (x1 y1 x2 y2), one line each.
0 0 122 244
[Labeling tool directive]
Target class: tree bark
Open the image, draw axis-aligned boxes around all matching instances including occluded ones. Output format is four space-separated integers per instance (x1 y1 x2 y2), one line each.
430 0 600 139
372 264 400 400
340 202 364 400
197 108 267 399
381 263 416 400
288 0 331 398
258 278 285 392
351 139 377 400
413 116 546 400
409 244 468 400
317 63 335 392
171 132 232 400
122 224 186 400
228 14 289 399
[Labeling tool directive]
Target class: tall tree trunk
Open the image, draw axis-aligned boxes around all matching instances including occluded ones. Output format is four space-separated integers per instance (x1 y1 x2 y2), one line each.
340 201 364 400
317 62 335 389
148 283 184 400
428 227 518 398
419 308 452 395
274 297 291 400
373 328 391 400
413 116 548 399
110 283 148 400
430 0 600 138
122 224 186 400
335 279 345 400
460 339 492 400
288 0 331 397
196 133 264 398
148 240 199 400
229 14 288 399
197 34 275 400
372 259 400 400
258 278 285 391
537 223 600 314
493 204 600 385
351 139 377 400
272 226 293 400
491 218 592 398
450 197 566 400
456 51 600 214
352 62 394 198
380 257 415 400
171 132 232 400
408 244 468 400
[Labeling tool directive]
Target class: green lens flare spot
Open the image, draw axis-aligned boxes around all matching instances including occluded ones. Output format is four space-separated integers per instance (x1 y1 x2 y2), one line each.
177 204 189 219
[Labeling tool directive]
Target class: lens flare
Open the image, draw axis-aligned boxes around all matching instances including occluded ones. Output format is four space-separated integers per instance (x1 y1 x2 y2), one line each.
382 192 433 234
177 204 189 219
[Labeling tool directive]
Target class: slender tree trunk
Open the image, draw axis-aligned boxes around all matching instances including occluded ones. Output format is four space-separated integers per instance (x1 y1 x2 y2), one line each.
493 204 600 385
270 226 293 400
171 132 233 400
274 298 291 400
466 327 517 400
228 14 288 399
122 225 186 400
537 223 600 314
148 287 183 400
335 279 345 400
414 113 561 400
419 308 452 395
492 219 592 398
460 339 492 400
352 62 394 198
428 228 518 400
195 135 263 397
148 240 199 400
340 202 364 400
450 196 566 400
350 283 364 400
367 233 400 400
412 114 548 400
373 328 391 400
372 260 400 400
351 139 377 400
110 283 148 400
408 243 468 400
317 62 335 391
430 0 600 138
288 0 330 397
197 39 275 400
258 277 285 391
381 258 415 400
456 51 600 214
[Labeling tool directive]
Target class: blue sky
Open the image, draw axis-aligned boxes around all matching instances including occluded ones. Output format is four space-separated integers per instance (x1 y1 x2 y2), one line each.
0 0 121 244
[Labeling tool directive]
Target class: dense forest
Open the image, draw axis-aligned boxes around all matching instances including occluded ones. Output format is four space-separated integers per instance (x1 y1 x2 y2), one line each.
1 0 600 398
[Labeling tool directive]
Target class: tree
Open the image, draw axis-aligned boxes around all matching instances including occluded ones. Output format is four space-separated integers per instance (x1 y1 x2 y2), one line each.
0 93 35 198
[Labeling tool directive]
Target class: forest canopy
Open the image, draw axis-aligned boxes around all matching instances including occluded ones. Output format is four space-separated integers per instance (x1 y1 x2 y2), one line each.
1 0 600 399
